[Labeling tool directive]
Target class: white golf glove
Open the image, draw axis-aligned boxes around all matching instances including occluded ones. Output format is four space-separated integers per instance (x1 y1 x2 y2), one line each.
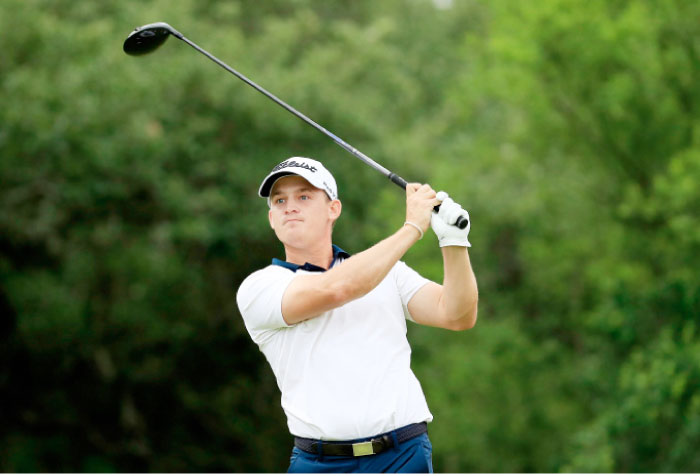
431 191 471 247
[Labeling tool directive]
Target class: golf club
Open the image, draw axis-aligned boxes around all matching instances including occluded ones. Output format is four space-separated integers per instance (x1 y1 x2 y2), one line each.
123 22 468 229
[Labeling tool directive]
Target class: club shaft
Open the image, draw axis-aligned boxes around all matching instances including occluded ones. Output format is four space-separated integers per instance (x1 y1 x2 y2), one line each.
178 36 407 189
160 28 467 229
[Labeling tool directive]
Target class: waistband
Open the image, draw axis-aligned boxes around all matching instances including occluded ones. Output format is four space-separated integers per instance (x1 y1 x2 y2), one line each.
293 422 428 457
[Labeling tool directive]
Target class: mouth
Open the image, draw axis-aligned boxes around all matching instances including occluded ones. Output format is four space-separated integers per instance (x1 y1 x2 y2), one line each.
283 218 303 225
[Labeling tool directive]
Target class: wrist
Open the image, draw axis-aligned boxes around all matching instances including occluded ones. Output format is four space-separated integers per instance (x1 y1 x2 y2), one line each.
403 221 424 240
438 237 471 248
398 222 422 244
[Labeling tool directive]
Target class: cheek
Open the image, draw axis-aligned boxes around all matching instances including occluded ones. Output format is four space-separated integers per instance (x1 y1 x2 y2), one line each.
269 209 280 228
309 202 330 220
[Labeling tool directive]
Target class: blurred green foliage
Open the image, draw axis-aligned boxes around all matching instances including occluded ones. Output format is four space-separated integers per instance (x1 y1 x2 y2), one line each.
1 0 699 472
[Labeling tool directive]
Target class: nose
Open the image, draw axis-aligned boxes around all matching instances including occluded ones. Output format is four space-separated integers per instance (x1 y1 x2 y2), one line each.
284 199 300 214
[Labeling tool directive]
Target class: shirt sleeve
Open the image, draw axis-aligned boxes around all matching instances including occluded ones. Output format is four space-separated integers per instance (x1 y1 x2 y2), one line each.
236 266 296 344
393 261 431 322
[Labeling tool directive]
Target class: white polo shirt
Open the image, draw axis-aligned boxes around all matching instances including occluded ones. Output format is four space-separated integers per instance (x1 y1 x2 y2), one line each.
236 246 434 440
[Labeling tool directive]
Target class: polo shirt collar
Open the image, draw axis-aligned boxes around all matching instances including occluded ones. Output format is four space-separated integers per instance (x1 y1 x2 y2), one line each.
272 245 350 273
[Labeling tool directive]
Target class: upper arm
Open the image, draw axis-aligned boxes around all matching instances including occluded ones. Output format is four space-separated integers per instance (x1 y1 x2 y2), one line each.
407 282 476 331
406 282 450 329
236 268 295 340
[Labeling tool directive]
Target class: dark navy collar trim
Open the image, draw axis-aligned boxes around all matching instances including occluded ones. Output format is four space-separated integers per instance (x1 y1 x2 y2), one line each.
272 245 350 273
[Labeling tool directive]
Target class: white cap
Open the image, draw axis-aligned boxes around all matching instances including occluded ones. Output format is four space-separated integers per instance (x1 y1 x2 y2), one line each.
258 157 338 201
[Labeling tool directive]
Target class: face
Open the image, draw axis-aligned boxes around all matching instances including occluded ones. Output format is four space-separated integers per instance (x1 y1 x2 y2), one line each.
268 175 341 248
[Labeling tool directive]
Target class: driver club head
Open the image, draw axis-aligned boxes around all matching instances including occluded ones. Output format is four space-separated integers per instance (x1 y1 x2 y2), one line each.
123 22 180 55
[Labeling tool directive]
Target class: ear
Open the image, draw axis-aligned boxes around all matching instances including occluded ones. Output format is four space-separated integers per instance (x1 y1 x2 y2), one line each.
268 208 275 230
329 199 342 221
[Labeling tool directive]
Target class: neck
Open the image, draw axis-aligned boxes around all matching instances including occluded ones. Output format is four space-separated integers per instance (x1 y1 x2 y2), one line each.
284 238 334 270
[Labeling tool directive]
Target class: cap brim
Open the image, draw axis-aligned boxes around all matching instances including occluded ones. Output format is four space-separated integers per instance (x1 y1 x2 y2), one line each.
258 171 297 198
258 160 337 201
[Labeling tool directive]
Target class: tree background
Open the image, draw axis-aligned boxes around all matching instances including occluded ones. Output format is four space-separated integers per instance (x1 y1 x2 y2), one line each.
2 0 699 472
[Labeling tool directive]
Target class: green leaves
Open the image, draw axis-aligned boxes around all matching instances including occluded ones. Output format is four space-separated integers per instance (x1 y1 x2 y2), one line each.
2 0 700 472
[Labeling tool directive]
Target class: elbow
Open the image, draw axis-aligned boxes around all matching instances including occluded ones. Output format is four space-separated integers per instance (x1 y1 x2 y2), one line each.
448 314 476 331
326 280 367 308
447 300 478 332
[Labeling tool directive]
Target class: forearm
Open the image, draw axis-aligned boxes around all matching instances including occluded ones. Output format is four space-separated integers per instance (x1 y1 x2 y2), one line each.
281 224 421 324
324 224 420 301
438 246 478 328
281 184 437 325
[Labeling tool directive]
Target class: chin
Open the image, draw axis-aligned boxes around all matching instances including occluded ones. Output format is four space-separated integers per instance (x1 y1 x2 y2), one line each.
276 230 309 247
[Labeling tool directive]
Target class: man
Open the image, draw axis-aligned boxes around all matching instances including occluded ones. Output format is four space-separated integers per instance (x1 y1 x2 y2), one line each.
237 157 478 473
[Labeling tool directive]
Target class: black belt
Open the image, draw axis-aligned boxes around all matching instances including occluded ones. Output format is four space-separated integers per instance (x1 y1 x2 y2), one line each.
294 422 427 457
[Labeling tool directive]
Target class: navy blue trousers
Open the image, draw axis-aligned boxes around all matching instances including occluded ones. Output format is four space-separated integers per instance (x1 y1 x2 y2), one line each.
287 433 433 473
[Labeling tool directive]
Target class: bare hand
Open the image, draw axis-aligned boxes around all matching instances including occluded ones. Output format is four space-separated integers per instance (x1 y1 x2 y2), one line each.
405 183 438 233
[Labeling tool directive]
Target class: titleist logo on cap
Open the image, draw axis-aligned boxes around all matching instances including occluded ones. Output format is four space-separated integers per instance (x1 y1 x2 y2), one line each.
272 160 317 173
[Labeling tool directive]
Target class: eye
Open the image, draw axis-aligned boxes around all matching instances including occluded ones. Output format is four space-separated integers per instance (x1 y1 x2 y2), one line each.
274 198 285 204
300 195 309 200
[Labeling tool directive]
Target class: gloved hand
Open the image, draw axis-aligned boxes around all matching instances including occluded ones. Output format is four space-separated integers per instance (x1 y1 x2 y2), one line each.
431 191 471 247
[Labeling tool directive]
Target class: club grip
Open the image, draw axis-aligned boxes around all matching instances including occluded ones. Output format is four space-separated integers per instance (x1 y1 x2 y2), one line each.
388 173 408 189
433 205 469 229
390 174 468 229
455 215 469 229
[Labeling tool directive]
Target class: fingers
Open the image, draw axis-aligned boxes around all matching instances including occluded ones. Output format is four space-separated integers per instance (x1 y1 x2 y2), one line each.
405 183 438 231
406 182 421 194
406 183 436 199
435 191 467 226
445 205 462 225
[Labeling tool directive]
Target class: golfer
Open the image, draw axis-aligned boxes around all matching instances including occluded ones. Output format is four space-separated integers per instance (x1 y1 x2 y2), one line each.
237 157 478 473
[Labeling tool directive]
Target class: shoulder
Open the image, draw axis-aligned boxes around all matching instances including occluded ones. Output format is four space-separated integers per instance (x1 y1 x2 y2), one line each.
242 264 294 282
237 265 297 333
237 265 294 298
390 260 431 301
390 260 421 278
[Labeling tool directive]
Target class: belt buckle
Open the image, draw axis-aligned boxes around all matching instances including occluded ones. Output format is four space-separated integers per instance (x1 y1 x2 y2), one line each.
352 441 374 457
